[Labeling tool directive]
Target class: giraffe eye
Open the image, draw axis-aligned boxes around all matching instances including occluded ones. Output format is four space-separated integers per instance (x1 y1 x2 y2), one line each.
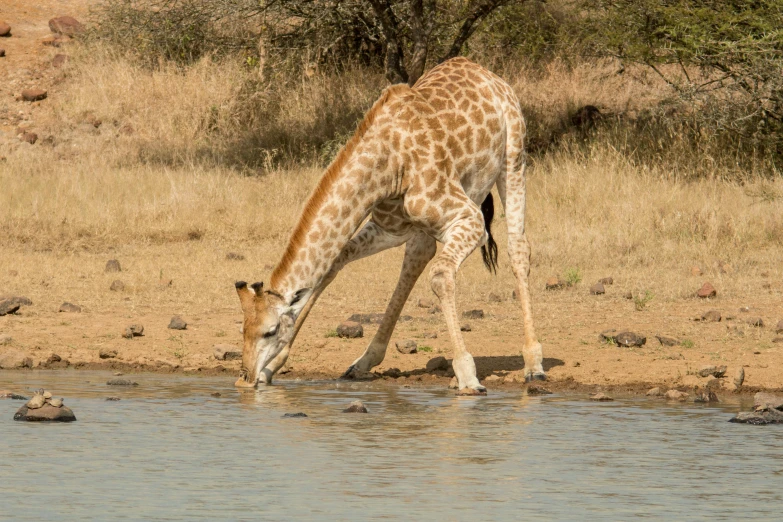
262 325 278 338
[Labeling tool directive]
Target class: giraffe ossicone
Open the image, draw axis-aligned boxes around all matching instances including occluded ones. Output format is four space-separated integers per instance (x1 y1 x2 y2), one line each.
235 57 545 392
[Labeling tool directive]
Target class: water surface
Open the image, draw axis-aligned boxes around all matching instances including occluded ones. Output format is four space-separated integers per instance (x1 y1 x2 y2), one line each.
1 371 780 521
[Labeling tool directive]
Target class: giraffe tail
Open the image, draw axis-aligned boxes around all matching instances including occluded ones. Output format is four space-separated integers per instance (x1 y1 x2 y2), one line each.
480 193 499 274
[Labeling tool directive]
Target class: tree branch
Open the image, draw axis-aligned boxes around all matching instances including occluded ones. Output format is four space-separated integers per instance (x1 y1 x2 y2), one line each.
367 0 408 84
439 0 512 62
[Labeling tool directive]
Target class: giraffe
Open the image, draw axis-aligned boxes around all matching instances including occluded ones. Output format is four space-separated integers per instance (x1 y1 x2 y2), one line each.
234 57 546 394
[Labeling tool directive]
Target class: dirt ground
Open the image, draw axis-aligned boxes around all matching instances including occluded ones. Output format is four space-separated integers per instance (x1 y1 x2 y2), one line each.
1 0 782 398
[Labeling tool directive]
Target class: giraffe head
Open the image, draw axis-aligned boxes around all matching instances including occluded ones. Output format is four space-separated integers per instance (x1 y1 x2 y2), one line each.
233 281 303 387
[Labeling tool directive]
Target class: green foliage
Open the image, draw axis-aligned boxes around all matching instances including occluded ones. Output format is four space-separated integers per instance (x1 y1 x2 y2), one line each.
419 345 433 352
325 329 338 338
681 339 695 349
564 267 582 286
633 290 655 311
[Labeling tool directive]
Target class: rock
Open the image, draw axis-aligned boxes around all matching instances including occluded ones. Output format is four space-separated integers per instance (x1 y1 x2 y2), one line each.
107 378 138 386
0 22 10 37
382 368 401 378
0 334 13 345
0 390 27 400
545 276 565 290
734 367 745 387
213 344 241 361
753 392 783 411
158 278 173 289
598 329 617 343
225 252 245 261
775 320 783 334
122 324 144 338
526 384 552 395
503 373 523 384
457 387 487 396
336 321 363 338
730 409 783 425
589 283 605 295
0 49 4 57
488 292 503 303
105 259 121 272
106 397 121 401
348 369 375 380
460 324 472 332
425 356 450 372
21 89 47 102
99 348 118 359
693 390 720 403
448 377 458 389
646 387 663 396
696 365 726 378
701 310 722 322
59 302 81 313
418 298 434 308
48 16 84 36
47 354 62 364
655 335 680 347
690 266 702 276
664 390 689 401
211 392 222 397
746 317 764 327
420 331 437 339
168 315 187 330
484 374 501 382
697 282 716 298
20 132 38 145
283 412 308 418
0 351 33 369
462 309 484 319
52 54 69 67
0 299 21 316
429 305 441 314
342 400 368 413
590 393 613 401
773 337 783 343
14 403 76 422
614 331 646 347
395 340 417 354
109 279 125 291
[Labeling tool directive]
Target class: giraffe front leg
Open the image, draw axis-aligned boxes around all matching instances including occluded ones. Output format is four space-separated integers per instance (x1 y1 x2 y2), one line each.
343 233 436 377
429 212 487 394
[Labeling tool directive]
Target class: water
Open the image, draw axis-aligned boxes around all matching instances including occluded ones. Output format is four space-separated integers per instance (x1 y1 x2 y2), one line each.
1 371 781 521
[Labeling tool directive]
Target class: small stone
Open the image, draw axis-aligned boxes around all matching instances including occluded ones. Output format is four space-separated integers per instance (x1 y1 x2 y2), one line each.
211 392 222 397
336 321 363 338
342 400 368 413
719 263 733 274
734 367 745 387
526 384 552 395
589 283 605 295
110 279 125 292
462 309 485 319
775 320 783 334
158 278 173 289
107 378 138 386
106 397 121 401
420 331 437 339
460 324 472 332
213 344 241 360
545 276 565 290
99 348 118 359
655 335 680 347
488 292 503 303
21 89 47 102
418 298 434 308
599 277 614 285
698 365 727 378
701 310 722 322
504 373 523 383
425 356 450 372
590 393 613 401
739 306 750 313
0 334 12 345
697 282 716 298
122 324 144 339
730 410 783 425
484 374 501 382
225 252 245 261
746 317 764 327
383 368 401 378
105 259 121 272
773 337 783 343
646 387 663 396
395 340 417 355
664 390 689 401
20 132 37 144
0 390 27 400
283 412 308 418
0 299 20 316
614 331 646 347
0 49 4 57
448 377 458 389
168 315 187 330
693 391 719 403
690 266 702 276
14 403 76 422
52 54 68 67
0 22 11 36
753 392 783 411
0 351 33 369
49 16 84 36
59 302 81 313
429 305 442 314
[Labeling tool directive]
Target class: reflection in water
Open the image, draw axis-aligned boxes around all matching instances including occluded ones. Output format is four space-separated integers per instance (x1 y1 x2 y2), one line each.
0 370 780 521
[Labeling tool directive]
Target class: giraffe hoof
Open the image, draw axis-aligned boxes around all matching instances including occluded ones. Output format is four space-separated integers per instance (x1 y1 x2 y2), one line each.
339 365 357 380
457 386 487 396
525 372 547 383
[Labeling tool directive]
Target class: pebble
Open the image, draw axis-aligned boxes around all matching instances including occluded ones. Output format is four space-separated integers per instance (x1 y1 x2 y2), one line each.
746 317 764 327
59 302 82 313
655 335 680 347
21 89 47 102
599 277 614 285
106 397 121 401
122 324 144 338
48 16 84 36
105 259 121 272
52 53 69 67
526 384 552 395
730 410 783 425
460 324 472 332
664 390 689 401
693 391 719 403
417 298 434 308
590 393 613 401
336 321 363 338
342 400 368 413
213 344 241 361
225 252 245 261
0 49 4 58
776 320 783 334
462 309 484 319
701 310 722 322
425 356 450 372
448 377 458 389
697 282 717 298
690 266 702 276
545 276 565 290
753 392 783 410
0 22 11 36
107 378 138 386
697 365 727 378
419 331 437 339
646 387 663 396
589 283 605 295
283 412 308 418
484 374 501 382
734 367 745 387
487 292 503 303
168 315 188 330
99 348 118 359
21 132 37 144
110 279 125 291
395 340 417 354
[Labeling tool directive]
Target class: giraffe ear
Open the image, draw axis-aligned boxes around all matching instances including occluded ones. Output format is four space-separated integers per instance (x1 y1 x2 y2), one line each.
235 281 255 315
250 281 264 296
289 288 311 307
